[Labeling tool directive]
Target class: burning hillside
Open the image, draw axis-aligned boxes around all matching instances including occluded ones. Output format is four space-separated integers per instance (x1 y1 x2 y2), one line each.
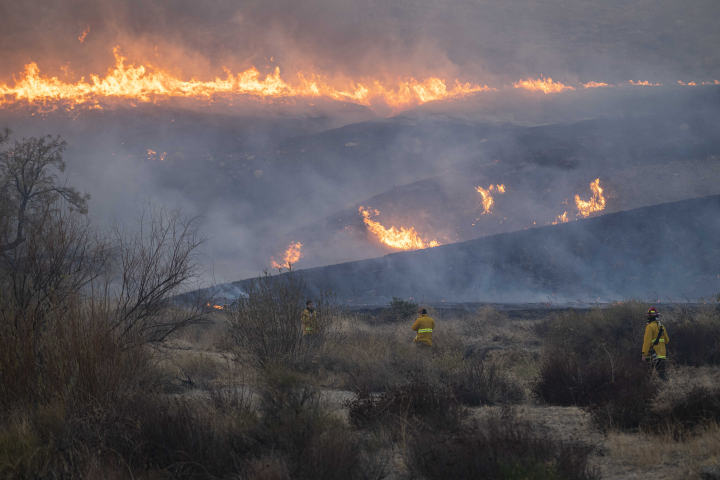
513 77 574 94
575 178 606 218
271 241 304 270
359 207 441 251
475 184 505 214
2 47 718 118
231 195 720 303
0 47 492 115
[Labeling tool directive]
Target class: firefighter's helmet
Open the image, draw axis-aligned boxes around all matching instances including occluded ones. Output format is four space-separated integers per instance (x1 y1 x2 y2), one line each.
646 307 660 318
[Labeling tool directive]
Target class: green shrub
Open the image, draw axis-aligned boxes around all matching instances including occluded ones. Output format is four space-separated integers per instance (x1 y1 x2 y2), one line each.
368 297 419 324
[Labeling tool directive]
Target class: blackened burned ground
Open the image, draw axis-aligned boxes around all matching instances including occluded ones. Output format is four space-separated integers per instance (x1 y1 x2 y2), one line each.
349 302 705 321
229 194 720 303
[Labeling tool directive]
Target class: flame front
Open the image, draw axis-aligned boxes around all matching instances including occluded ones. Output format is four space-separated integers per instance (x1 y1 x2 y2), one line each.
271 241 303 269
582 82 611 88
0 47 492 115
627 80 662 86
359 207 441 251
207 302 224 310
78 27 90 44
475 184 505 214
575 178 606 217
513 77 575 94
551 212 569 225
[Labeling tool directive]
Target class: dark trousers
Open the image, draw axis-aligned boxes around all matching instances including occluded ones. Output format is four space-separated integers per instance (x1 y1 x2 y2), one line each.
303 334 319 351
652 358 669 381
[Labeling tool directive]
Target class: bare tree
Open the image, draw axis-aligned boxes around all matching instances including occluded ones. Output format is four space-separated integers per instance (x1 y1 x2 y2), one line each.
0 130 89 252
0 204 109 322
107 205 208 345
227 269 307 368
226 269 342 368
0 128 211 348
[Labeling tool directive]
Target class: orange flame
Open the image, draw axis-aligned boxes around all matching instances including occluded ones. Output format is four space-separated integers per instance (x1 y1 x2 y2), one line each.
575 178 605 218
513 77 575 94
551 212 569 225
359 207 441 251
271 241 303 270
627 80 662 86
678 80 697 86
78 27 90 44
0 47 493 115
582 82 611 88
207 302 224 310
475 184 505 214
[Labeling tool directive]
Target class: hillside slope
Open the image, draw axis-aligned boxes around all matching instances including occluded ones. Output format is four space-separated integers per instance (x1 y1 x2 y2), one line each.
230 195 720 303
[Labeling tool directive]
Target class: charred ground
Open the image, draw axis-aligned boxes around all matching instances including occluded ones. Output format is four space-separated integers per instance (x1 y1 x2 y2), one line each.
225 194 720 303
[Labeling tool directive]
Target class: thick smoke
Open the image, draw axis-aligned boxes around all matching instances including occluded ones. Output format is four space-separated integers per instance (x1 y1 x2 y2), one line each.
2 0 720 297
2 0 720 85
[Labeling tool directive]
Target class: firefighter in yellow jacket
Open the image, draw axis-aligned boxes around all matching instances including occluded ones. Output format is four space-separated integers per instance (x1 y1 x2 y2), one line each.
301 300 320 349
412 308 435 347
642 306 669 381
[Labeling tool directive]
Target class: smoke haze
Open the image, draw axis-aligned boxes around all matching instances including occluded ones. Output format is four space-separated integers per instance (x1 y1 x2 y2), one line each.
2 0 720 84
2 0 720 298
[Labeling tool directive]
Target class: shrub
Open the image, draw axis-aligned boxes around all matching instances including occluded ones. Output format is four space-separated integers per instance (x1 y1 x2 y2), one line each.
0 297 153 413
67 366 386 479
175 352 221 385
649 385 720 436
388 297 419 318
0 417 54 479
543 302 648 358
532 351 613 407
533 301 665 430
252 367 386 480
346 376 466 436
583 359 658 431
406 410 600 480
463 306 511 336
451 360 524 406
369 297 419 324
226 271 341 370
226 271 307 369
670 319 720 367
532 350 657 430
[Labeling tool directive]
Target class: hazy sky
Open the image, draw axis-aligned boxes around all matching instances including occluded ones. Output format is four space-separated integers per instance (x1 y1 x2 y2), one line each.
2 0 719 86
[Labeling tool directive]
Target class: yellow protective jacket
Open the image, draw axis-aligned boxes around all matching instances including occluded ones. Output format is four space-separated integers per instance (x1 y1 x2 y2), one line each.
642 320 669 359
412 314 435 346
301 308 319 335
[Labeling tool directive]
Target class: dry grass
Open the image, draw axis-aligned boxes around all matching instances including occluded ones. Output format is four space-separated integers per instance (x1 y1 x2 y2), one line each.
5 295 720 479
154 302 720 479
607 424 720 479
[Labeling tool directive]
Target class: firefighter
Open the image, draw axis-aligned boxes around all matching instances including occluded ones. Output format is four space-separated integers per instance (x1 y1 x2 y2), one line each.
642 306 669 381
301 300 320 349
412 308 435 347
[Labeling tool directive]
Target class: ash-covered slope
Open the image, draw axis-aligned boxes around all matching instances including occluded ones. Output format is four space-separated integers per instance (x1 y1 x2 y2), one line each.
231 195 720 303
278 93 720 268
